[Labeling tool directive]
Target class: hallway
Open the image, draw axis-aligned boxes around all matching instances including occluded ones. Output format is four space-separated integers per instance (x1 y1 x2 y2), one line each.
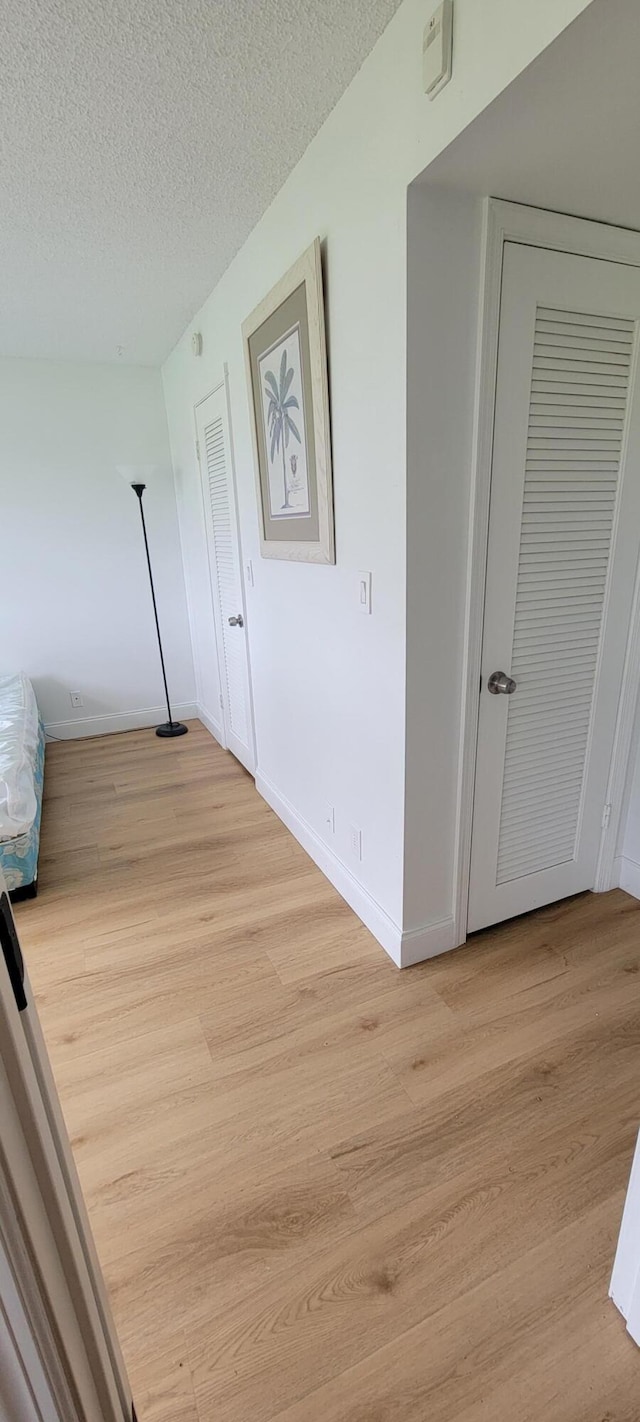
16 723 640 1421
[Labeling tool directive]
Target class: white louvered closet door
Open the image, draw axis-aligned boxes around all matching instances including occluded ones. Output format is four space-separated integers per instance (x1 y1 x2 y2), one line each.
468 240 640 932
195 384 255 774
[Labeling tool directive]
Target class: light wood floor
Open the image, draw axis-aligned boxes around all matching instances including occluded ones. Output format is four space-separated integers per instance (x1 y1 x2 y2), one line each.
15 721 640 1421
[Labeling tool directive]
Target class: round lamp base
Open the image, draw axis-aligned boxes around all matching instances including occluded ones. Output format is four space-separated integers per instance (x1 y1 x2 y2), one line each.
155 722 188 739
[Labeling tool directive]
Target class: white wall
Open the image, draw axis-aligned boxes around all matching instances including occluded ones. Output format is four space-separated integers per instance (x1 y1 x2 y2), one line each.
163 0 594 963
403 185 484 959
0 358 195 736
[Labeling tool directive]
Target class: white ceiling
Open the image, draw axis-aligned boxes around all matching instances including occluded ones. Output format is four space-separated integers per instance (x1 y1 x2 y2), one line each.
422 0 640 235
1 0 403 365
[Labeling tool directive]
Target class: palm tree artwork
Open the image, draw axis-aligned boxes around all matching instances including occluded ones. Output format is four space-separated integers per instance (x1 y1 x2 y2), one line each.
264 347 302 510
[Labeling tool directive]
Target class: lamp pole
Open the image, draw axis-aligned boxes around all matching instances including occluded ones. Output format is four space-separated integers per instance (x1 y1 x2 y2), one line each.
131 482 187 739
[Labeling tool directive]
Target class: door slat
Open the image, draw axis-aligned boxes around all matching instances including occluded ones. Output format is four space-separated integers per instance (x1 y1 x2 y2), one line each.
496 304 633 884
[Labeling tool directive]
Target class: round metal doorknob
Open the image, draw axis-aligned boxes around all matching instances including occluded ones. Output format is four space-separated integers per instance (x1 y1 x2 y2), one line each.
228 614 244 628
488 670 517 695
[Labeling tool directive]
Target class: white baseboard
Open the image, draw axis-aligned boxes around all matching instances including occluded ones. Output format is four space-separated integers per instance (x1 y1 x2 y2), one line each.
256 771 404 966
256 771 461 969
44 703 199 740
399 916 459 967
196 703 225 747
42 710 460 967
617 855 640 900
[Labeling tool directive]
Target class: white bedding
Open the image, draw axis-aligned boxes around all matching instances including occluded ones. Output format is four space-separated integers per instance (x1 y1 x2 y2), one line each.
0 673 39 839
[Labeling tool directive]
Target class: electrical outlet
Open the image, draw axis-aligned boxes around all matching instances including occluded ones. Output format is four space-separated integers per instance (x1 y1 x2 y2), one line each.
349 824 363 861
70 692 83 709
323 803 335 836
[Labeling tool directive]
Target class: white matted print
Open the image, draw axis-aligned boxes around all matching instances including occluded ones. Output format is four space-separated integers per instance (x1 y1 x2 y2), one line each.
243 238 334 564
258 325 311 519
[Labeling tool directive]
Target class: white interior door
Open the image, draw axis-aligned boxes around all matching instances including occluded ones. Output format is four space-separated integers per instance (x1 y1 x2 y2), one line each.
0 874 132 1421
611 1127 640 1347
196 382 255 774
469 239 640 932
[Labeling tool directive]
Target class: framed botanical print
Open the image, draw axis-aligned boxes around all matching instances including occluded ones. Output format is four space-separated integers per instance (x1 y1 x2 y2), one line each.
242 239 335 563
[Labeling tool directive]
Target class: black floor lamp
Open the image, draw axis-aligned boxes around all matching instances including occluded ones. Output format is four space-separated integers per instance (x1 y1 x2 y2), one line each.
118 466 187 739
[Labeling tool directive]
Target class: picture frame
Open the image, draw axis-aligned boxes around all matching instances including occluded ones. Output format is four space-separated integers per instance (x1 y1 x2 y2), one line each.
242 238 335 564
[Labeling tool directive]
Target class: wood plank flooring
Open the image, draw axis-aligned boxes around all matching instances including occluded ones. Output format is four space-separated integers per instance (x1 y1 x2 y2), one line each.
14 720 640 1421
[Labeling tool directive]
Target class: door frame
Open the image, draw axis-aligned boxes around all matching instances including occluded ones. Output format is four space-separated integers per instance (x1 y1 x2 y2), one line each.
194 366 258 771
0 885 132 1421
454 198 640 945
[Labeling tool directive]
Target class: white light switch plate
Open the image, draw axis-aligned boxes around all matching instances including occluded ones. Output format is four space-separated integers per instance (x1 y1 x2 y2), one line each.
358 571 372 615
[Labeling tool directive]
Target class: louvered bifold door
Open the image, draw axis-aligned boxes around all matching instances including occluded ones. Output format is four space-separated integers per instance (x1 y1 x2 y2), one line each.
469 240 640 933
496 303 633 882
196 385 255 774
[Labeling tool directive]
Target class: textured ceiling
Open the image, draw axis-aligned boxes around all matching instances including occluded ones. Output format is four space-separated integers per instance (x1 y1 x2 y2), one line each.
1 0 403 364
